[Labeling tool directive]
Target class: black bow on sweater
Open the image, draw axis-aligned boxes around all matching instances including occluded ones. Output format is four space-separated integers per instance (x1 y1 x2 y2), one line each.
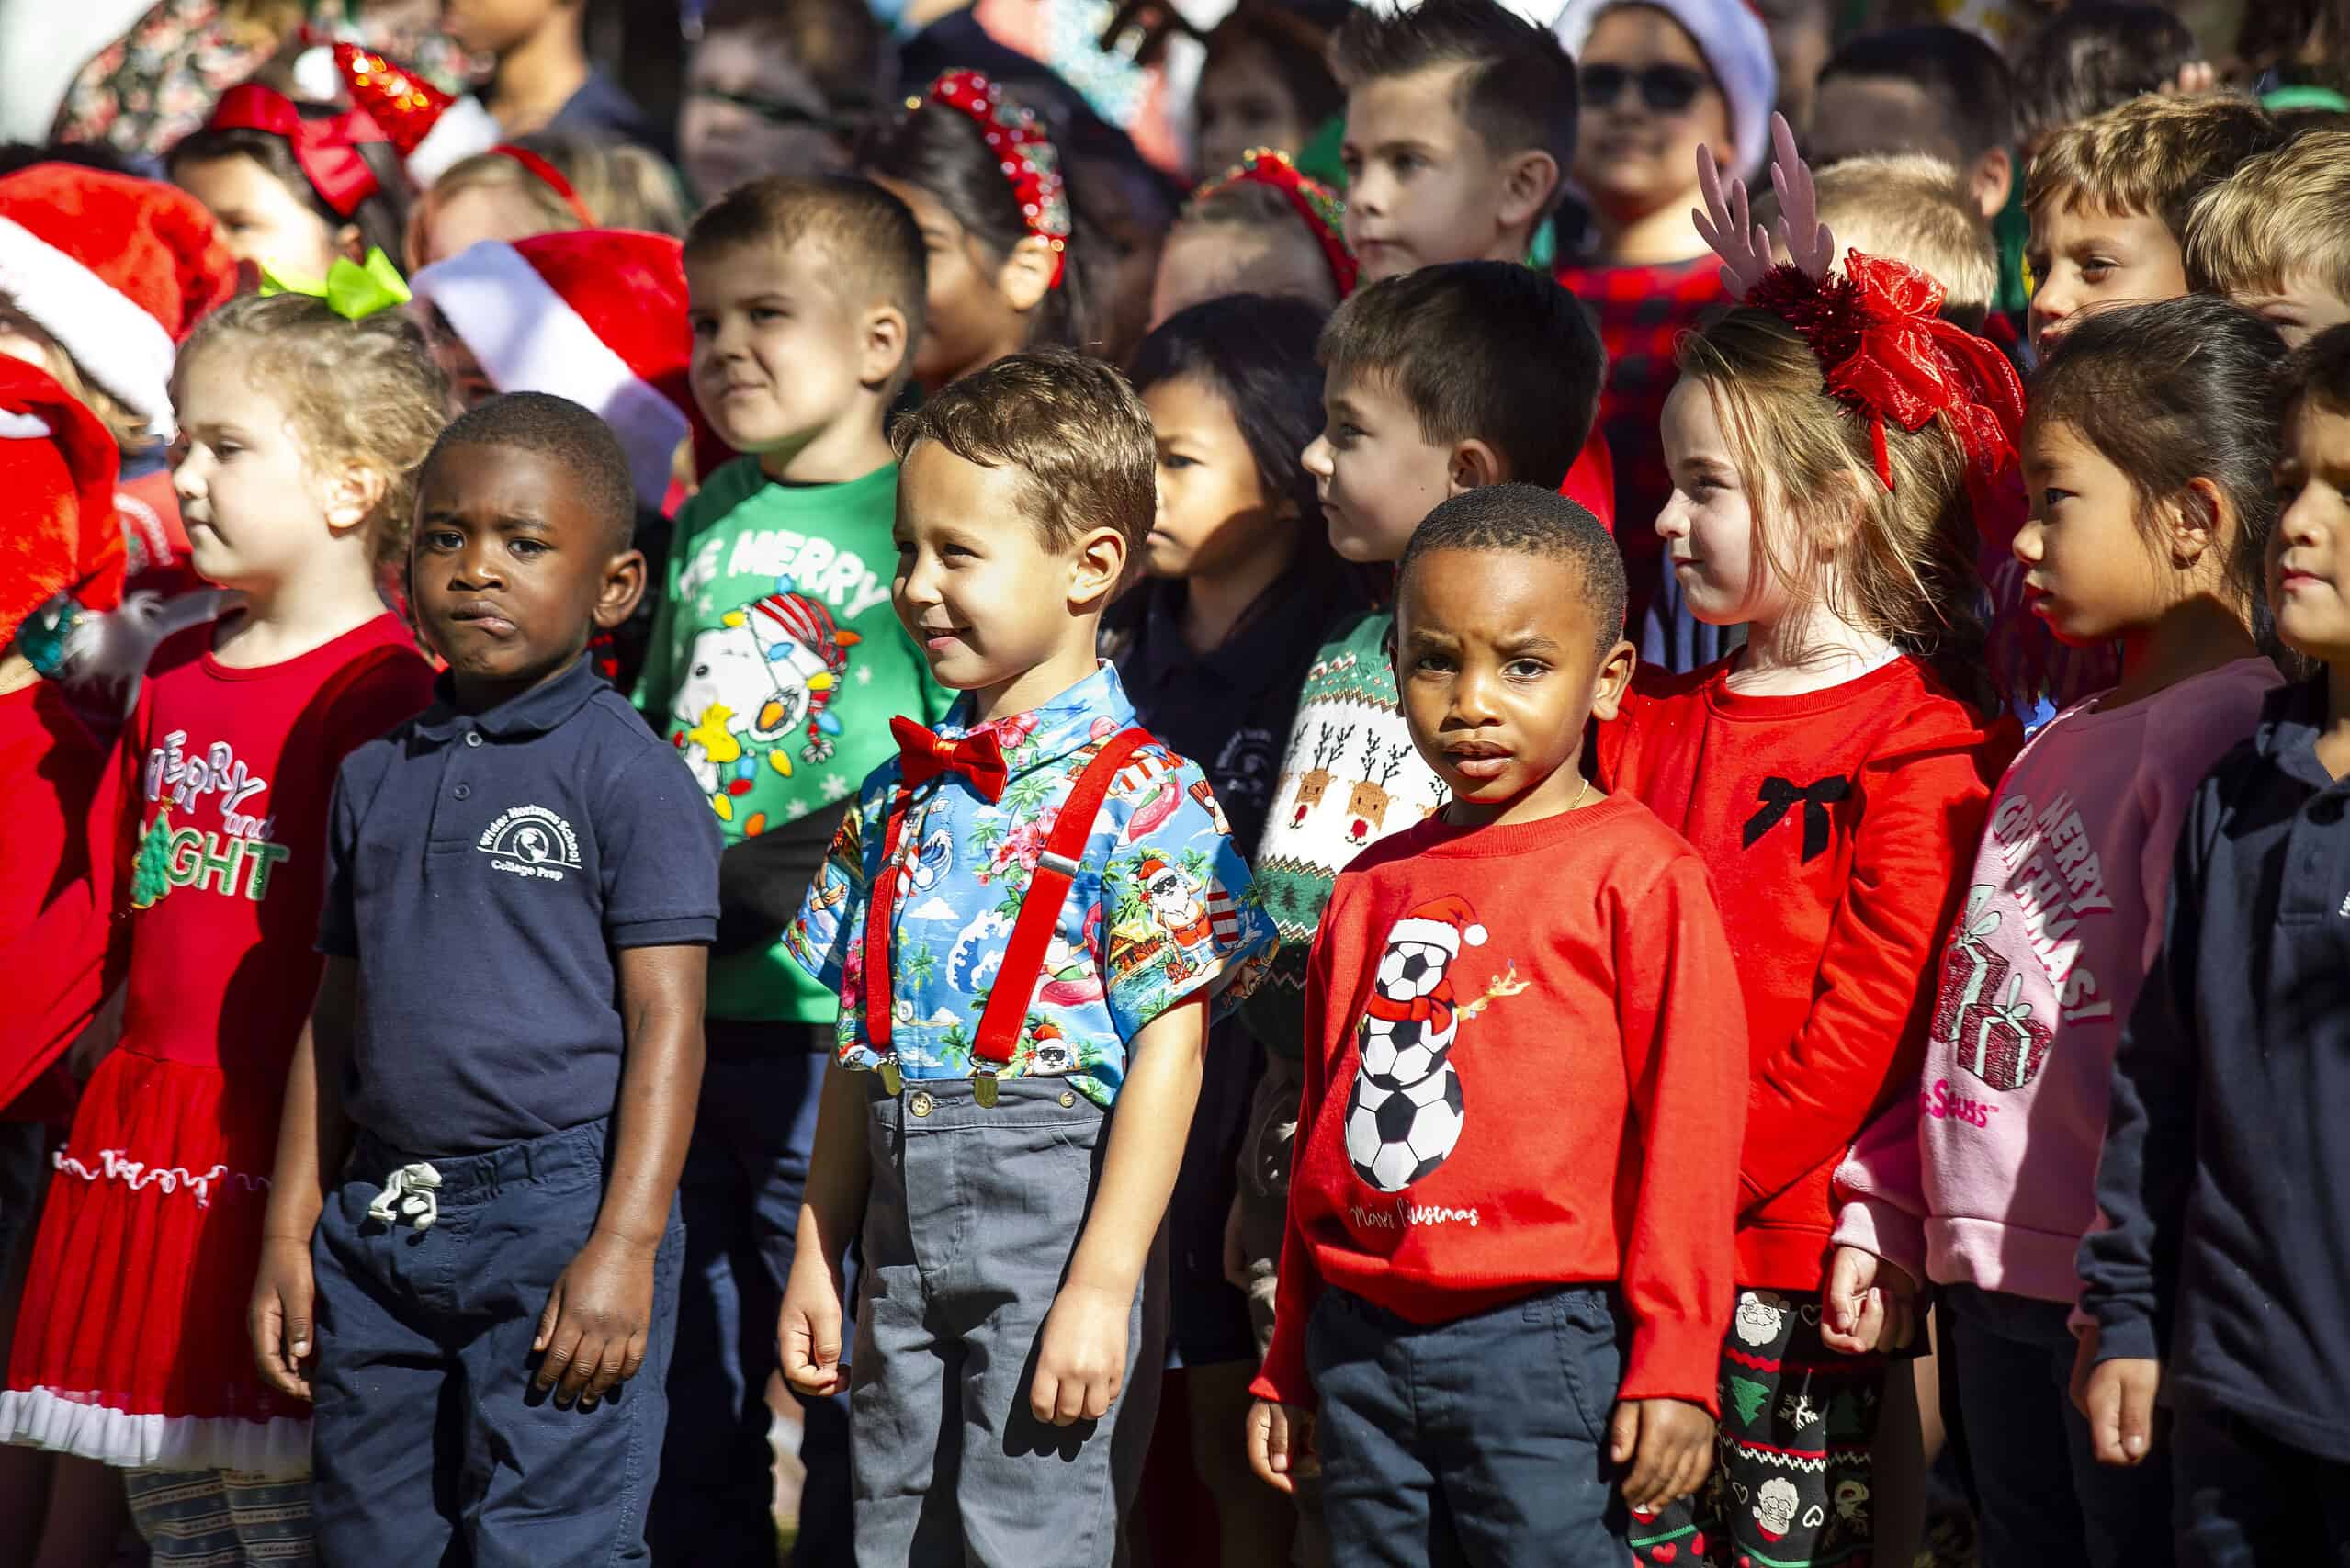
1742 775 1853 863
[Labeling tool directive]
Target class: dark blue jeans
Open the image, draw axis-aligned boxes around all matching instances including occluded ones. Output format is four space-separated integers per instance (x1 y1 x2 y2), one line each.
1943 1282 2174 1568
2174 1401 2350 1566
1305 1284 1630 1567
310 1118 682 1568
651 1032 853 1567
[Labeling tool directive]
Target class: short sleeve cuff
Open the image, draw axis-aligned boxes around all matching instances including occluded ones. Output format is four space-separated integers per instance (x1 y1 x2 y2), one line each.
610 914 718 949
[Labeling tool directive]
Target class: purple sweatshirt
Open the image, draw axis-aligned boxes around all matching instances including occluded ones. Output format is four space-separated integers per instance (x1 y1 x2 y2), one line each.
1831 658 2282 1303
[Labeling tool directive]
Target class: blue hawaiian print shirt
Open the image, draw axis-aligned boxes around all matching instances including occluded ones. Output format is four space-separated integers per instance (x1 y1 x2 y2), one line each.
785 663 1277 1108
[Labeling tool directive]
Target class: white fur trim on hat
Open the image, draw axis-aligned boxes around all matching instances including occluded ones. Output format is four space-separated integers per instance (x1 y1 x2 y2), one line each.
1554 0 1778 180
1390 917 1459 953
412 239 687 509
0 217 176 436
407 93 502 187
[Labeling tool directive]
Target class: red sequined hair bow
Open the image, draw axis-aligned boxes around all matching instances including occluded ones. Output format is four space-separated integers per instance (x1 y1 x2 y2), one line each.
1192 147 1358 299
919 70 1071 289
203 85 388 219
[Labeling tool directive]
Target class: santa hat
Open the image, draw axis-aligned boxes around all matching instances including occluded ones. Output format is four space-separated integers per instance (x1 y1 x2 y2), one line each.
0 165 236 440
1388 896 1487 958
410 231 734 509
336 43 502 188
1136 853 1176 883
0 358 121 659
1554 0 1777 180
748 590 855 671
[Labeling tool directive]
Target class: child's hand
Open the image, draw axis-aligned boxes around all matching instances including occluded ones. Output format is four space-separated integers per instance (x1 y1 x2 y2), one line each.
1031 1278 1130 1426
777 1247 849 1398
532 1229 657 1410
2072 1331 2162 1467
249 1235 318 1401
1247 1398 1316 1494
1609 1397 1715 1514
1822 1245 1917 1355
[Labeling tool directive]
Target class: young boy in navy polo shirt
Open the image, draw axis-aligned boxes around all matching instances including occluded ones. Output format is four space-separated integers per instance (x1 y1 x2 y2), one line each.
249 393 722 1565
774 351 1278 1566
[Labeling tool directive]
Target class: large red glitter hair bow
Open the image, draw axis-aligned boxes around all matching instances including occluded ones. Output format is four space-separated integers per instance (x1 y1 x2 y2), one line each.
919 70 1070 288
203 84 388 219
1192 147 1358 298
1695 115 2026 548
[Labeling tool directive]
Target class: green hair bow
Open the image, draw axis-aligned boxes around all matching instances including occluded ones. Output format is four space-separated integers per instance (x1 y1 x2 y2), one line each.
258 247 411 319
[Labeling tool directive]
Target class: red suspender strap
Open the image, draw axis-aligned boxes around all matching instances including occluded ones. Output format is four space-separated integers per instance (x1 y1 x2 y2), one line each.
968 728 1155 1068
860 780 917 1055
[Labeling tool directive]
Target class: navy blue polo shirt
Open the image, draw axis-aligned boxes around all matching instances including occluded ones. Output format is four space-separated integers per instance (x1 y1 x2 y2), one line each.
319 655 720 1156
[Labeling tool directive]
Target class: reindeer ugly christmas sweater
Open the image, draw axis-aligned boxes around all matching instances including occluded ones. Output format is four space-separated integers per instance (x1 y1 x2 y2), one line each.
1241 609 1448 1058
1251 799 1749 1413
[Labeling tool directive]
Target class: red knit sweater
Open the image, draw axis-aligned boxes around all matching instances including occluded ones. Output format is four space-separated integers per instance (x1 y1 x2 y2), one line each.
1597 656 2017 1291
1250 797 1748 1415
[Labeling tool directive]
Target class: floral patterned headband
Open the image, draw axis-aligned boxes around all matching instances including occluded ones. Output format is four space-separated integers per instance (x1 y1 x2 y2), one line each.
917 70 1070 289
1192 147 1358 299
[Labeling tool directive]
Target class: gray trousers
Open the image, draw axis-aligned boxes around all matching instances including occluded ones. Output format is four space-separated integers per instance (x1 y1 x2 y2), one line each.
852 1075 1168 1568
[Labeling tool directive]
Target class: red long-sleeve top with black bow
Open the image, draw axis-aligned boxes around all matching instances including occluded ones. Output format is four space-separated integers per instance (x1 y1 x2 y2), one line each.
1596 655 2017 1290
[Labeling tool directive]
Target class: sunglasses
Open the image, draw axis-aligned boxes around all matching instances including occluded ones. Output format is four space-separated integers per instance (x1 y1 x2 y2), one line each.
1580 62 1712 115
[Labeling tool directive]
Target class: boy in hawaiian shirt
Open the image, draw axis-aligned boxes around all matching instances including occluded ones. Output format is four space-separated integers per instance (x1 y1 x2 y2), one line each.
777 349 1276 1566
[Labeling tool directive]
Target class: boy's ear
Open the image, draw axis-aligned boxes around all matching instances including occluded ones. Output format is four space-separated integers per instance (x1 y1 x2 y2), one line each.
1446 438 1503 494
1497 149 1560 234
859 301 910 390
1068 525 1127 609
1968 147 2013 222
323 461 390 536
593 547 649 631
999 235 1060 316
1585 636 1640 724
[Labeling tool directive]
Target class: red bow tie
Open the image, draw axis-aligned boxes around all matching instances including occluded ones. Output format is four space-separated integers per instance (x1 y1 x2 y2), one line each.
892 716 1010 803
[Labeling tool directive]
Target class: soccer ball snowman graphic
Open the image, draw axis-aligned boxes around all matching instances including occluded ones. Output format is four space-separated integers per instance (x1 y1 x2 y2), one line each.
1343 895 1508 1193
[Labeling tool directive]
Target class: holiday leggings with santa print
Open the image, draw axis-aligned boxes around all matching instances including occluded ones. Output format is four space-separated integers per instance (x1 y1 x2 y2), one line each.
1633 1289 1884 1568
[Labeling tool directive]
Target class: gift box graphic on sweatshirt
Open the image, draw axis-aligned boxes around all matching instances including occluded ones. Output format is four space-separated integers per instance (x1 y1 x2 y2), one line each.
1344 895 1527 1192
666 580 861 826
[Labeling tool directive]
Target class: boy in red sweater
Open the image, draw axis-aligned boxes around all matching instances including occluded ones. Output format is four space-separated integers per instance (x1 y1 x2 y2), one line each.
1247 485 1747 1564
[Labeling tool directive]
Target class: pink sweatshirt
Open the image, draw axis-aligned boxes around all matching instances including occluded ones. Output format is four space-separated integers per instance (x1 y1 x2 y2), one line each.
1832 658 2282 1303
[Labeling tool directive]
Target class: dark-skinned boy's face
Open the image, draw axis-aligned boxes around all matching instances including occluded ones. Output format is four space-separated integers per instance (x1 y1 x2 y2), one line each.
1395 546 1636 825
411 443 642 706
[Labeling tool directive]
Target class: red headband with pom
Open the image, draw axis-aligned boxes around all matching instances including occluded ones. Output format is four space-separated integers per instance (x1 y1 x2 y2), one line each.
1192 147 1358 299
489 143 596 226
919 70 1069 288
204 84 388 218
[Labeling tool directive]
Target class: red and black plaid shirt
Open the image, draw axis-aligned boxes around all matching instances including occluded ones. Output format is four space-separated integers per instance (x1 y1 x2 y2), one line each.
1554 255 1729 634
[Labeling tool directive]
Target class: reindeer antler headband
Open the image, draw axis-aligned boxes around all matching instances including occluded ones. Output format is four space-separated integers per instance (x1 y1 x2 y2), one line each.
1695 114 2026 530
917 70 1070 289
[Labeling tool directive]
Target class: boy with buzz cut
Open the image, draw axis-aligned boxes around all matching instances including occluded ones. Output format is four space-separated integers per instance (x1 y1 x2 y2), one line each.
638 172 949 1565
251 393 722 1563
774 350 1277 1565
2075 325 2350 1559
2186 129 2350 350
2023 92 2282 357
1330 0 1577 286
1248 485 1747 1563
1230 260 1606 1522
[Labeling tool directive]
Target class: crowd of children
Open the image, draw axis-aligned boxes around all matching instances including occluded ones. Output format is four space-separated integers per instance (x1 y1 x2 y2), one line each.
1 1 2348 1566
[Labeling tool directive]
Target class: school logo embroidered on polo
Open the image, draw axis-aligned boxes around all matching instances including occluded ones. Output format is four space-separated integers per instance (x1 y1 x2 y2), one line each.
477 805 582 882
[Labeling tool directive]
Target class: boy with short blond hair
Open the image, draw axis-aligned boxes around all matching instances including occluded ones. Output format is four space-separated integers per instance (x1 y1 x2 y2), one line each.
1769 153 1997 333
1329 0 1577 284
639 172 947 1564
2023 92 2282 355
2186 129 2350 349
774 351 1276 1565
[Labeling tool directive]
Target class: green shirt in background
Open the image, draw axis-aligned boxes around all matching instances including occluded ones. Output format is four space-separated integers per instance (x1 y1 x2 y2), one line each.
635 457 950 1023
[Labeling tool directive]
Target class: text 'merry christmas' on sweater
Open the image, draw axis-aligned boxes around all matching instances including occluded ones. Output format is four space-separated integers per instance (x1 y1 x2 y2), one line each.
1240 607 1448 1057
1250 799 1749 1415
2080 676 2350 1461
1599 653 2017 1291
1833 657 2281 1303
633 457 950 1025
